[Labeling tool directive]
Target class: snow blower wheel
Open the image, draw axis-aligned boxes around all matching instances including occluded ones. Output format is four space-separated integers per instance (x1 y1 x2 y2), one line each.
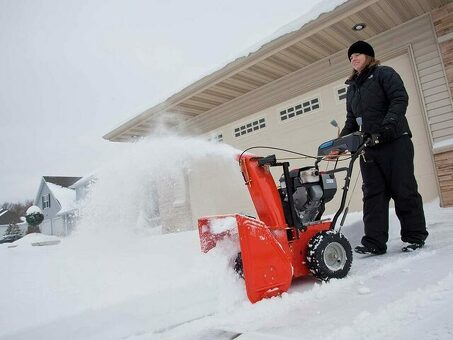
307 231 352 281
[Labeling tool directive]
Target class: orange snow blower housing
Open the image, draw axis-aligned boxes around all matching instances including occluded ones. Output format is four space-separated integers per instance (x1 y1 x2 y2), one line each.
198 132 368 303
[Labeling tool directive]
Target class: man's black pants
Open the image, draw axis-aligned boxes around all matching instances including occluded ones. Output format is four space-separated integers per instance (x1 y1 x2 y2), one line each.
359 135 428 252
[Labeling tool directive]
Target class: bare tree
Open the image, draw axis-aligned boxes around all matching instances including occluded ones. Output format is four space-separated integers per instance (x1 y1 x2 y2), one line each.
1 199 33 218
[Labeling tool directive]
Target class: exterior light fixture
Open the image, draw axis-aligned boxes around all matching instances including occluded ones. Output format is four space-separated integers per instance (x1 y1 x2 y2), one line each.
352 23 366 31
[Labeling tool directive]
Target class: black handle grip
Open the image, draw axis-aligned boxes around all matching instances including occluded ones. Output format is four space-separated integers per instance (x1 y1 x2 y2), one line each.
258 154 277 166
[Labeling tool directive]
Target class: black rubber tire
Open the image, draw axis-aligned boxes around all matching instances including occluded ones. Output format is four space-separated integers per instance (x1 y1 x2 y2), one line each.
306 231 353 281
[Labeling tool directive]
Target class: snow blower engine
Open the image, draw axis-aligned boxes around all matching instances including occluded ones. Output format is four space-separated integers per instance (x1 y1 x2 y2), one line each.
198 132 367 303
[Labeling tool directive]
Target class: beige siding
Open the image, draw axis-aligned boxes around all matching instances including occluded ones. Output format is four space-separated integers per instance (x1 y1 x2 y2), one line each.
431 3 453 148
431 3 453 207
413 30 453 145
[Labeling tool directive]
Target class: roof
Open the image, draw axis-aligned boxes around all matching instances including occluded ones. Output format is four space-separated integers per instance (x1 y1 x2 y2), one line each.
103 0 452 142
46 182 77 215
0 209 21 225
43 176 82 188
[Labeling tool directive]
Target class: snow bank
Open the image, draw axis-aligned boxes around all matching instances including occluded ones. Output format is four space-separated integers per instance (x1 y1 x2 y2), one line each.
2 233 61 248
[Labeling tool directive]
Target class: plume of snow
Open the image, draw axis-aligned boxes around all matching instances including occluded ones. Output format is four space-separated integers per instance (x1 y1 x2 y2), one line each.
73 132 241 244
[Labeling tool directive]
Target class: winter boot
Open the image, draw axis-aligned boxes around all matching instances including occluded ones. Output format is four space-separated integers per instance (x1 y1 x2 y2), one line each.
401 242 424 252
354 245 386 255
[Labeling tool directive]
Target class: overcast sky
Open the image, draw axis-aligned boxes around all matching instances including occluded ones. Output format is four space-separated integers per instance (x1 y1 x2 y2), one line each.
0 0 325 203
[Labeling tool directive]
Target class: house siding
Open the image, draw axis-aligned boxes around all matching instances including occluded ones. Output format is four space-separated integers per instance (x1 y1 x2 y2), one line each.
431 2 453 206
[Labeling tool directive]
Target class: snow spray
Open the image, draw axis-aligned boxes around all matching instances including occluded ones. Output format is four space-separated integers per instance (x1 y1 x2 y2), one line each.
72 131 249 240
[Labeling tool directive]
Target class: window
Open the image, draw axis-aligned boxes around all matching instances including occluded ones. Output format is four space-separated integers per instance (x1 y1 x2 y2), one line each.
336 86 348 101
209 133 223 143
42 193 50 209
280 97 320 121
234 118 266 137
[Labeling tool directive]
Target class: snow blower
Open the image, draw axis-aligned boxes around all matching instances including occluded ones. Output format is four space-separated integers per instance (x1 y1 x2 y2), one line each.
198 132 368 303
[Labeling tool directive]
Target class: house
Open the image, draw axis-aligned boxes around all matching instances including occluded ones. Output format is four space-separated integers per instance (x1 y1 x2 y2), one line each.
104 0 453 232
34 176 81 236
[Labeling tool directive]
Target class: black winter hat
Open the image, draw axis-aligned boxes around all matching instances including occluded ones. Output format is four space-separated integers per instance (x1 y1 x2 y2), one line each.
347 41 375 60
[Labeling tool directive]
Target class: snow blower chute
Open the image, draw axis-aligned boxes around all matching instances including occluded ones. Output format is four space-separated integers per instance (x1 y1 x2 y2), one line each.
198 132 368 303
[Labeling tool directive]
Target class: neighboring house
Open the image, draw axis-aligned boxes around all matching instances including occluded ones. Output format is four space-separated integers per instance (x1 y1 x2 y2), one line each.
104 0 453 232
0 209 26 235
34 176 81 236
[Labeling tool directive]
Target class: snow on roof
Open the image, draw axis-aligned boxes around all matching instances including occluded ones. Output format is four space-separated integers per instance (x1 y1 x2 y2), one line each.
0 209 7 217
232 0 349 60
46 182 77 215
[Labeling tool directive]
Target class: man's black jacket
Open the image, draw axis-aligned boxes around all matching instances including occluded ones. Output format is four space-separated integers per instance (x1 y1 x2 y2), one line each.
340 65 412 141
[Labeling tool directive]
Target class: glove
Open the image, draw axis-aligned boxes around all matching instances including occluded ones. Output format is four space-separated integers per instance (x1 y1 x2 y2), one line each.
378 124 397 143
